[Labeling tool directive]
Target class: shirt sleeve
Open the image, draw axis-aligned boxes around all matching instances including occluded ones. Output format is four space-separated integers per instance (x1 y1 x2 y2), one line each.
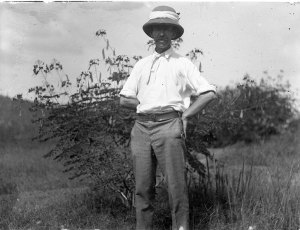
185 59 217 96
119 62 140 98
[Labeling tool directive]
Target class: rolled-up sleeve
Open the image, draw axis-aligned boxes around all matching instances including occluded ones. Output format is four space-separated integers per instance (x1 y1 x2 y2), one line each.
119 63 140 98
185 60 216 96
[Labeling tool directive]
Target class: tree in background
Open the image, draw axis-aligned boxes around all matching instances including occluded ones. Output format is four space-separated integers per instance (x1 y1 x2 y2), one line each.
198 72 297 147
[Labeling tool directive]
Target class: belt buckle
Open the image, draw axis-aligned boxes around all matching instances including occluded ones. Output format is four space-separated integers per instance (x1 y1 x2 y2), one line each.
150 114 157 121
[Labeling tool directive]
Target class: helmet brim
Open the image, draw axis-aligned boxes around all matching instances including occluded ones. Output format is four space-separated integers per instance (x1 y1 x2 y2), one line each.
143 18 184 40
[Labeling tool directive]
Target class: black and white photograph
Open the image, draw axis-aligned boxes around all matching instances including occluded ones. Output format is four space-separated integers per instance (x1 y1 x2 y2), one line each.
0 1 300 230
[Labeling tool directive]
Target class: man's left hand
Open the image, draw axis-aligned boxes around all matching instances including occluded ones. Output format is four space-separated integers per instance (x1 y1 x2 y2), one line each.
181 116 188 139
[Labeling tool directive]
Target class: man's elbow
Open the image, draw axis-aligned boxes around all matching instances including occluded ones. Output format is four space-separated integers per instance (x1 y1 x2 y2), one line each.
203 91 217 101
210 91 218 100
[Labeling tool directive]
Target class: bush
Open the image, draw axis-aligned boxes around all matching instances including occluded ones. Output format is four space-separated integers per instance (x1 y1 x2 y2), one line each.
187 73 297 147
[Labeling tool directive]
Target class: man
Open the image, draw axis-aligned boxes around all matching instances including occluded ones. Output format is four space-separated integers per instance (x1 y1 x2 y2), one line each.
120 5 216 230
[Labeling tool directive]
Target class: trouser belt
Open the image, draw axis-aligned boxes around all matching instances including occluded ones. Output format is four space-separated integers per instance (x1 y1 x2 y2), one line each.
136 111 182 122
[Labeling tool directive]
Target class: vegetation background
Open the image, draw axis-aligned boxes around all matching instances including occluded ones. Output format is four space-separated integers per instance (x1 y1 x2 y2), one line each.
0 29 299 230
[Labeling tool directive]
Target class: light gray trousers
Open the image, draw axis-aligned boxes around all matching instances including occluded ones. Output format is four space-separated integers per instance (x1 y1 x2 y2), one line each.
131 117 189 230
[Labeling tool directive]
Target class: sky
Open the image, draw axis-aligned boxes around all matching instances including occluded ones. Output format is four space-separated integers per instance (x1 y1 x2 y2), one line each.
0 1 300 108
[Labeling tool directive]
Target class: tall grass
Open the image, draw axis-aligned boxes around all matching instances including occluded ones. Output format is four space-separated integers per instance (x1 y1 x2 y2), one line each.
187 126 300 230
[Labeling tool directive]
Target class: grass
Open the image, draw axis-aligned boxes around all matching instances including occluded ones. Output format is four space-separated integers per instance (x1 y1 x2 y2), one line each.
0 140 75 191
0 125 300 229
197 126 300 230
0 140 136 230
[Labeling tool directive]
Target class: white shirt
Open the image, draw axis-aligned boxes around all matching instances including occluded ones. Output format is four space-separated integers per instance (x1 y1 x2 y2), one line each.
120 48 216 114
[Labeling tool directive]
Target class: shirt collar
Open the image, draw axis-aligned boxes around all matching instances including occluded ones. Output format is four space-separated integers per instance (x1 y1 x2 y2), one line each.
153 47 174 59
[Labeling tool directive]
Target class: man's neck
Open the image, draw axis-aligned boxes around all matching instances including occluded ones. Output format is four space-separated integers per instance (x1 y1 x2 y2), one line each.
155 45 171 54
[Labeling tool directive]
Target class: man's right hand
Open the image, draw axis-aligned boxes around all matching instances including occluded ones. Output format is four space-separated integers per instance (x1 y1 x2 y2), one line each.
120 96 140 110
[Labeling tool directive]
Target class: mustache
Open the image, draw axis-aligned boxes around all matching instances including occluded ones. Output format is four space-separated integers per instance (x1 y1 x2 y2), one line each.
154 38 168 42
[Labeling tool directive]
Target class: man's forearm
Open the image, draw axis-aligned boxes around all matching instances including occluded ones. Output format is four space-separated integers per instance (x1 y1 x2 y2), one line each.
182 91 217 119
120 96 140 110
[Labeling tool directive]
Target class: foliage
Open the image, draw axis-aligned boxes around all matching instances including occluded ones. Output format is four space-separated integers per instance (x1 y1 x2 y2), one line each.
189 73 296 147
23 30 138 207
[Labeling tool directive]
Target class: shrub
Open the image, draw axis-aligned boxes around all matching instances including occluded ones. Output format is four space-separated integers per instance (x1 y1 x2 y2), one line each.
188 73 297 147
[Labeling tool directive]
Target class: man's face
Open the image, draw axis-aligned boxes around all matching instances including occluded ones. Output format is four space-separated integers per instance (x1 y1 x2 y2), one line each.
151 24 175 53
